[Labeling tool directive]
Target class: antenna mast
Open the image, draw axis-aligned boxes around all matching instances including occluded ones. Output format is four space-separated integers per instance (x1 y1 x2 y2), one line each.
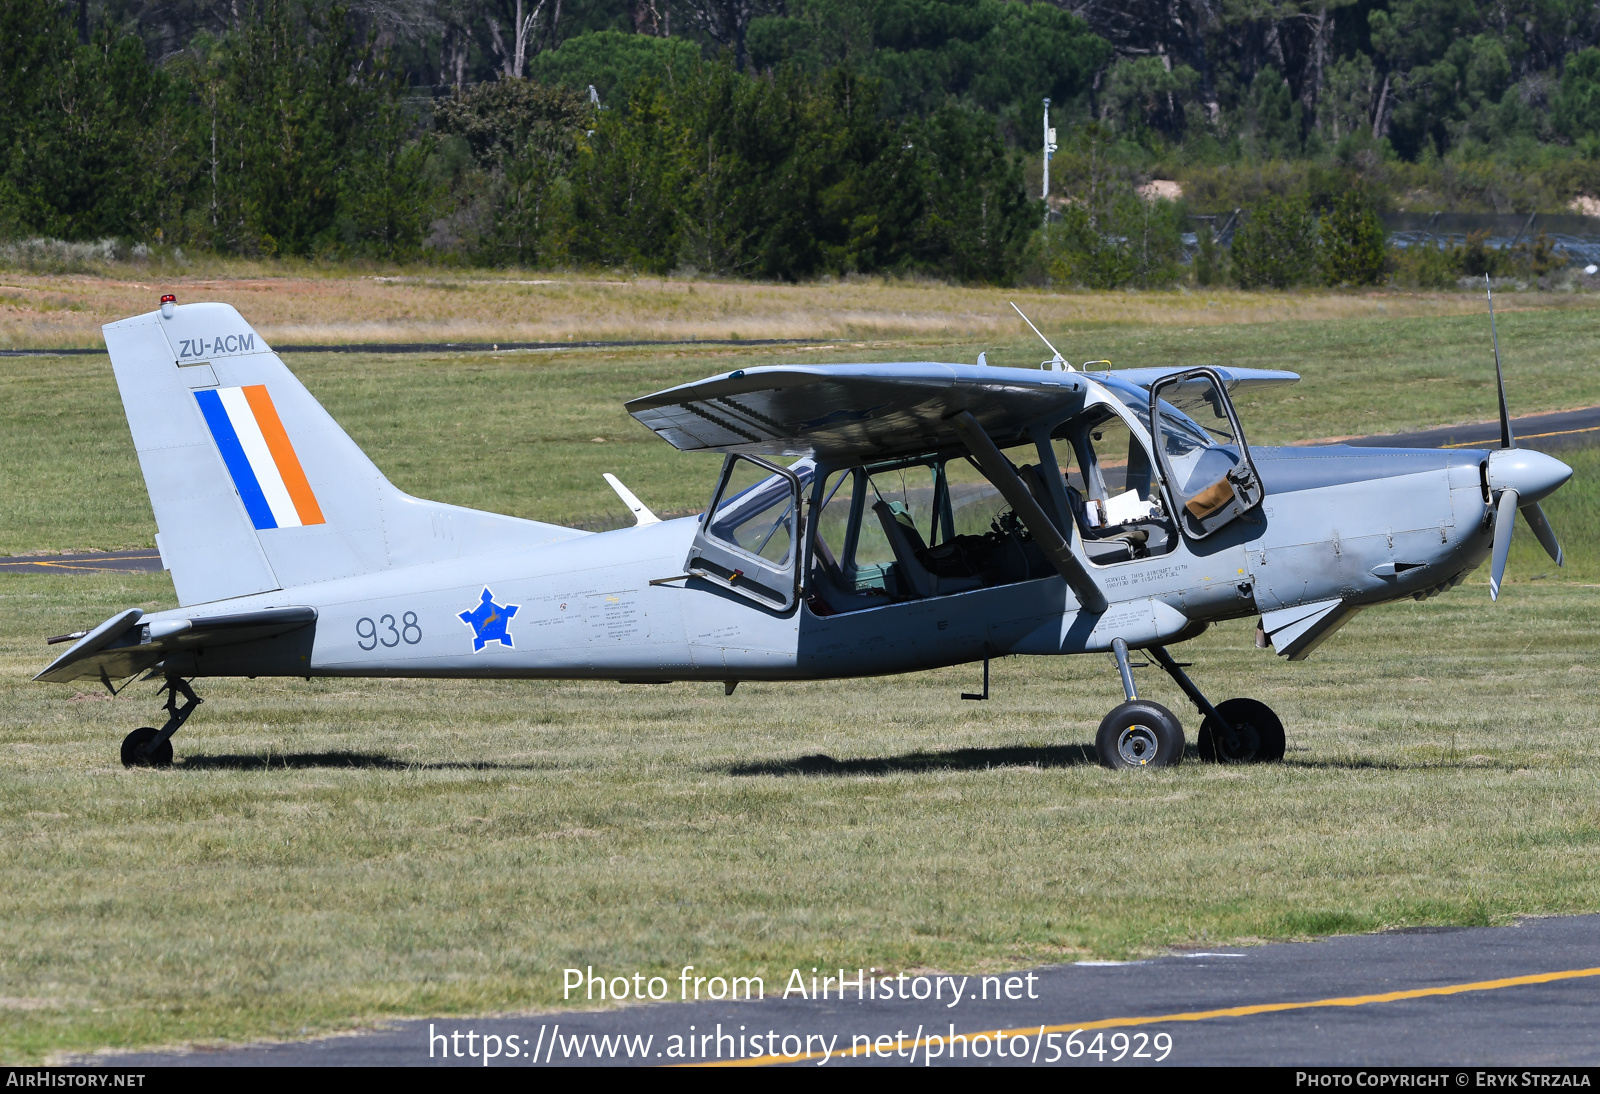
1010 301 1071 371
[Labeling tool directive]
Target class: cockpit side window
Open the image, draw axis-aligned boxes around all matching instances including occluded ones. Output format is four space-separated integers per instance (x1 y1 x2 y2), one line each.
804 446 1056 615
1055 403 1177 566
706 457 805 565
686 454 808 612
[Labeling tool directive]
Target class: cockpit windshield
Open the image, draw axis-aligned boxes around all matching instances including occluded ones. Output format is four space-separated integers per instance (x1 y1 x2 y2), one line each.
1102 378 1214 451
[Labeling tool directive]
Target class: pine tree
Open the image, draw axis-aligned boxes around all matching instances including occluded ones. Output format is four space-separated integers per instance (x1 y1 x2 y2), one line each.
1231 194 1316 289
1317 189 1387 287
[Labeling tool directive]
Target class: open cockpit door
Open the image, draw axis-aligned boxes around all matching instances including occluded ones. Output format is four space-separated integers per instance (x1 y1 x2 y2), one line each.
1149 368 1264 538
686 455 804 611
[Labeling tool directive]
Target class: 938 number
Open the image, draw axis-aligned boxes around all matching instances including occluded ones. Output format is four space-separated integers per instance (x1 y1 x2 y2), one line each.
356 611 422 651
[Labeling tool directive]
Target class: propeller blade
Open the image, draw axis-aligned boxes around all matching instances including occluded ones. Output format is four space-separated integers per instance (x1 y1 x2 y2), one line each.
1486 275 1514 449
1520 501 1564 567
1490 487 1519 601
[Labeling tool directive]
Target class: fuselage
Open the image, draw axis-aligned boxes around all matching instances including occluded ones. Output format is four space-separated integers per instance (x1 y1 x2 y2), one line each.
166 442 1499 684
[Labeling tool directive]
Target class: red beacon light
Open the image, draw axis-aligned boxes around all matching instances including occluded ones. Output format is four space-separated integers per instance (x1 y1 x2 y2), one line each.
159 294 176 319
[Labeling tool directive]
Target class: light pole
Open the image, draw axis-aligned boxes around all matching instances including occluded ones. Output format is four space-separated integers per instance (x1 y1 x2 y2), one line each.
1042 98 1057 217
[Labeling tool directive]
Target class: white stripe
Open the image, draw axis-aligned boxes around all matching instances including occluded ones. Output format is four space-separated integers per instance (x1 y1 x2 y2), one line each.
217 386 301 528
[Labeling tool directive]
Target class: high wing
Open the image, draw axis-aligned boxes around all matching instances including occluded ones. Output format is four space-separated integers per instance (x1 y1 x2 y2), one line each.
35 606 317 685
625 362 1089 461
1107 366 1300 398
625 362 1299 460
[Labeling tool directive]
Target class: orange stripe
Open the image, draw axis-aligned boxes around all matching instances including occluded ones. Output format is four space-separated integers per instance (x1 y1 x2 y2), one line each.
242 384 324 526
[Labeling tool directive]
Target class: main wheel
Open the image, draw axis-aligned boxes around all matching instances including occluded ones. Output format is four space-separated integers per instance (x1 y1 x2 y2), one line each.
1198 698 1285 764
1096 700 1184 770
121 727 173 768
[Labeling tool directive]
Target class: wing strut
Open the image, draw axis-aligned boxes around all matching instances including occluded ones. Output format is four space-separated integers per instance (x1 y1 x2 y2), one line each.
948 411 1106 613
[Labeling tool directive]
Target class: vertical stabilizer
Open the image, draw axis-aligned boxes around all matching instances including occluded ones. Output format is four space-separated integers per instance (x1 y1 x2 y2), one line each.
104 302 584 606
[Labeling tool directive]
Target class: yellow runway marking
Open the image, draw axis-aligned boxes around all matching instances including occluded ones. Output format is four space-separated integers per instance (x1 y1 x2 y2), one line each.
690 965 1600 1067
0 553 160 572
1441 424 1600 447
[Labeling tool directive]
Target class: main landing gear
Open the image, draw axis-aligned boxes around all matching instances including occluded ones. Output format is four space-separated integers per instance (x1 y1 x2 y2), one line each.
120 677 202 769
1095 639 1284 770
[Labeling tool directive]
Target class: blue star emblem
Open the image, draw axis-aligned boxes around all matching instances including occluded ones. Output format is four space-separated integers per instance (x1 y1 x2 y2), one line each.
458 587 519 652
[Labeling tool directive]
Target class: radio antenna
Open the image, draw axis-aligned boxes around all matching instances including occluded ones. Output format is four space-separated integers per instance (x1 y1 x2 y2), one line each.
1009 302 1071 371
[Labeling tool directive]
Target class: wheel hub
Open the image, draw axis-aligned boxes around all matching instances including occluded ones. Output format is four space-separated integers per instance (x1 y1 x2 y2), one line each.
1117 724 1160 766
1218 720 1261 762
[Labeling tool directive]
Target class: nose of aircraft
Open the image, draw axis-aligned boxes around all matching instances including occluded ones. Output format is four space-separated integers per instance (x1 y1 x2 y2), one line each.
1485 448 1573 504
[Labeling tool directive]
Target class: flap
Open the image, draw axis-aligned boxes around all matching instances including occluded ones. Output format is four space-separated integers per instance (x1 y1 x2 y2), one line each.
1260 597 1342 636
626 362 1089 461
1260 598 1360 661
36 606 317 684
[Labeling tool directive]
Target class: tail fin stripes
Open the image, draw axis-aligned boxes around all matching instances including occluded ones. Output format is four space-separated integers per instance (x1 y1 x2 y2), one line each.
194 386 325 530
104 301 584 606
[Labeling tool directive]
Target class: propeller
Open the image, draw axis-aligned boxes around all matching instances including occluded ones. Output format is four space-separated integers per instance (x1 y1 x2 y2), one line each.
1482 275 1571 600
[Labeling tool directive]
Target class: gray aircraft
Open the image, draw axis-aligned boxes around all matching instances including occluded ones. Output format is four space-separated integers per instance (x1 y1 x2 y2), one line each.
37 295 1573 770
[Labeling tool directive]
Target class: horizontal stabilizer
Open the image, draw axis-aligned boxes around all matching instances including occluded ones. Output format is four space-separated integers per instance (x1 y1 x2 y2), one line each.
35 606 316 684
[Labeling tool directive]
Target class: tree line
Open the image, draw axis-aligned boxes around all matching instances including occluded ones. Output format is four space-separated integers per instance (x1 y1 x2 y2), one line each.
0 0 1043 279
7 0 1600 285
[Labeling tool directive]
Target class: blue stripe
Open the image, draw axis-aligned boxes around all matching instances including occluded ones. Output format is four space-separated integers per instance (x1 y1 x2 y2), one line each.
194 389 277 530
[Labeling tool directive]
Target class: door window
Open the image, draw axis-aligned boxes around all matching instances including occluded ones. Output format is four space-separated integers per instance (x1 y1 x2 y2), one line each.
1150 369 1264 538
706 457 798 565
686 454 806 611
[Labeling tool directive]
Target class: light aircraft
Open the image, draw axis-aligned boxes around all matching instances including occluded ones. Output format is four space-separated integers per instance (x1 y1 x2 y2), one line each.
37 291 1572 770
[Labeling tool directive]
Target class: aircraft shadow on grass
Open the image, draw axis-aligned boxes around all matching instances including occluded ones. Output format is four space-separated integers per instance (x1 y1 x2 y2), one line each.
732 746 1510 776
725 742 1185 776
173 749 1505 775
176 751 550 771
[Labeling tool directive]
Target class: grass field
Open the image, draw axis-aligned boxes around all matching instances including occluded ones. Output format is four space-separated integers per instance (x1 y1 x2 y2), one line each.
4 268 1600 349
6 291 1600 546
1 279 1597 1062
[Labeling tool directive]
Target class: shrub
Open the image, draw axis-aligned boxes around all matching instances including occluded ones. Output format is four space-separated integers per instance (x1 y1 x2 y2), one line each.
1031 192 1186 289
1230 193 1316 288
1390 242 1459 288
1317 189 1387 285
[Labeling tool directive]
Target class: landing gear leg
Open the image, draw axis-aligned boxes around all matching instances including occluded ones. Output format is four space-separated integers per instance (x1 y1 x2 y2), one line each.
120 677 202 769
1147 647 1284 764
1096 639 1184 770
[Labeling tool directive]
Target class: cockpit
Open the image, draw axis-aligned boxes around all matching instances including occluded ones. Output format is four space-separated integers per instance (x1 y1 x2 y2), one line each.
682 367 1262 617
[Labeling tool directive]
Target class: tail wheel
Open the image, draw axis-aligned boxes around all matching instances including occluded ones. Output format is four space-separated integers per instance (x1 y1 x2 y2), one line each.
1198 698 1285 764
121 727 173 768
1096 700 1184 770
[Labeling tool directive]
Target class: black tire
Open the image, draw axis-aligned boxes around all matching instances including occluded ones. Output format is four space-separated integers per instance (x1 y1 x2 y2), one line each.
1096 700 1184 770
1198 698 1286 764
121 727 173 768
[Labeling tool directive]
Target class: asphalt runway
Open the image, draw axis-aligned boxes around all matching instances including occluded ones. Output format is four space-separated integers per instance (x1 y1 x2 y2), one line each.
0 549 162 574
89 915 1600 1067
1342 404 1600 451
